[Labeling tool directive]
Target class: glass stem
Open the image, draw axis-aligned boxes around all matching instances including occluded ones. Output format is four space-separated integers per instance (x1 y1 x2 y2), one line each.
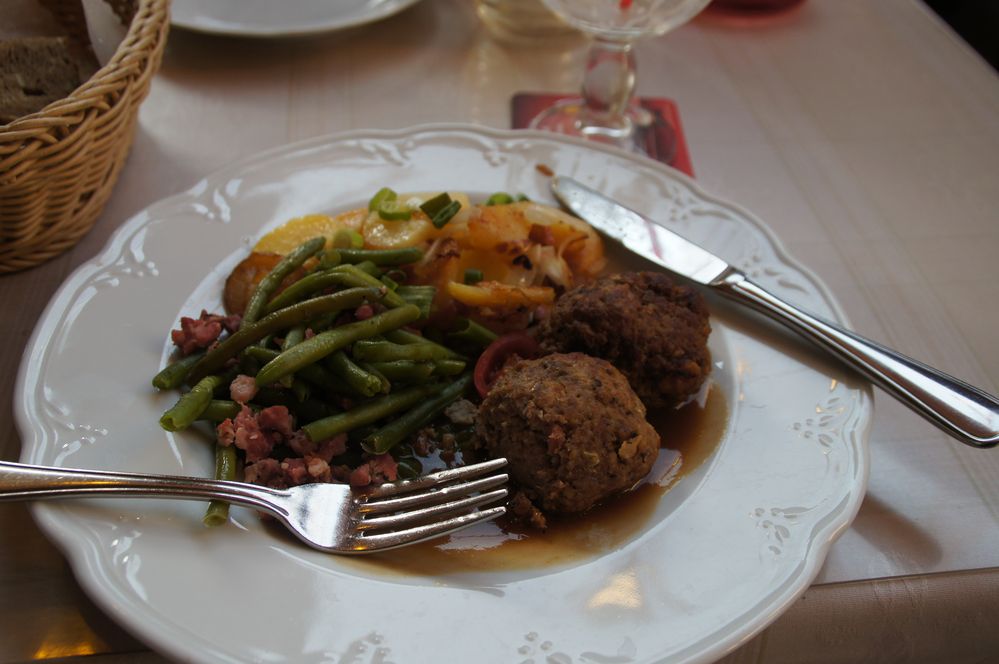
579 36 637 139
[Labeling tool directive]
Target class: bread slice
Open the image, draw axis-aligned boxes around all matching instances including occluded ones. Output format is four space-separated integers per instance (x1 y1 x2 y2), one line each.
0 36 87 124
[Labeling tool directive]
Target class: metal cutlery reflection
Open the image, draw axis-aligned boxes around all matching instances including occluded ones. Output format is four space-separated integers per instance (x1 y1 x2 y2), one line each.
551 176 999 449
0 457 508 553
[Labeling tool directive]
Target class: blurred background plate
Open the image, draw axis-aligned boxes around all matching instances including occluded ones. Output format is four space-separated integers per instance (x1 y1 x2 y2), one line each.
171 0 424 37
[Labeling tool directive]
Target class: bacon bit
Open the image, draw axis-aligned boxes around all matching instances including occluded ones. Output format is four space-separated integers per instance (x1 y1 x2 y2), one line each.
529 224 556 246
370 453 398 483
318 433 349 461
216 405 294 463
305 456 333 483
170 310 240 356
354 303 374 320
229 374 258 404
244 458 284 488
282 458 310 485
216 418 236 447
349 463 372 487
348 453 399 488
257 405 294 437
288 431 348 463
535 163 554 177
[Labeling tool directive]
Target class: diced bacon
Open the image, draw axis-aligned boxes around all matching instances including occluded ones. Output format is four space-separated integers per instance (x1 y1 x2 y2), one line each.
244 458 285 488
349 453 398 488
349 463 372 487
170 310 241 356
370 453 398 483
305 456 333 483
218 405 292 463
282 458 310 485
229 374 258 404
317 433 348 462
354 304 374 320
257 405 294 437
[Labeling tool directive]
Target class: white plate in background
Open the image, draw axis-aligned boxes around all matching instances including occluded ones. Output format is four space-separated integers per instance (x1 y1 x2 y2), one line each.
171 0 424 37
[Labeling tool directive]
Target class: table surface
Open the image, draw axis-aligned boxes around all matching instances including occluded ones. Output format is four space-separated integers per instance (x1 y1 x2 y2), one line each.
3 0 999 662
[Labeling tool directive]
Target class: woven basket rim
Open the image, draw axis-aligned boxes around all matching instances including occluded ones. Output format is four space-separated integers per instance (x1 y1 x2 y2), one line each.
0 0 170 133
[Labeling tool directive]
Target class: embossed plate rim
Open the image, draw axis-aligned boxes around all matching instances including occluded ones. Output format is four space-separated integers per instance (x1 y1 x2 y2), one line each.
17 124 872 664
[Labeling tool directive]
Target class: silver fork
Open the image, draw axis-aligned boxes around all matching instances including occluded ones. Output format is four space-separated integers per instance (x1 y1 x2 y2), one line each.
0 457 508 553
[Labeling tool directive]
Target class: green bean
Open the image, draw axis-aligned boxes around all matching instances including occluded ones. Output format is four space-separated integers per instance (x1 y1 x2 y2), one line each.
152 352 204 390
351 260 381 277
431 359 467 376
159 374 226 431
198 399 241 422
396 285 435 320
317 248 342 270
302 383 444 442
352 339 455 362
255 305 421 386
384 328 466 360
357 361 391 394
331 264 406 306
367 361 436 383
283 324 306 350
327 351 383 397
446 317 498 350
187 287 383 383
335 247 424 266
362 373 472 455
263 266 404 314
242 346 340 391
243 236 326 324
203 444 238 527
290 379 310 403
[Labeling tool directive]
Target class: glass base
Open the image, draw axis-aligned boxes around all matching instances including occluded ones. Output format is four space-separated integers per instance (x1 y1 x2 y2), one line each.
528 97 675 161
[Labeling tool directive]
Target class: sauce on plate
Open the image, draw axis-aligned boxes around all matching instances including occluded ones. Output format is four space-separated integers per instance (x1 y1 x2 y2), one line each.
361 384 728 575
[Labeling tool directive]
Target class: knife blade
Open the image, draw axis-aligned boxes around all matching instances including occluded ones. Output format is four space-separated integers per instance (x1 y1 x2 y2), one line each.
551 176 734 286
550 175 999 449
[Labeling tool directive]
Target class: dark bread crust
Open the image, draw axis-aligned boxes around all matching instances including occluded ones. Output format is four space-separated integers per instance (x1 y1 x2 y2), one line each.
0 36 92 123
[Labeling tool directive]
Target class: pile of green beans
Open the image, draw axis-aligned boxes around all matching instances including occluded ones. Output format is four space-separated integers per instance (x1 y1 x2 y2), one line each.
153 235 480 525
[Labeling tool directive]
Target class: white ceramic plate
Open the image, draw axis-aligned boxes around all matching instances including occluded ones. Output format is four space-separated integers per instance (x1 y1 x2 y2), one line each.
18 125 871 664
171 0 423 37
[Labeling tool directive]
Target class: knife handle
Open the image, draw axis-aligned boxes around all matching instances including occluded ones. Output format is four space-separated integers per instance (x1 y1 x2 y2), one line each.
714 271 999 449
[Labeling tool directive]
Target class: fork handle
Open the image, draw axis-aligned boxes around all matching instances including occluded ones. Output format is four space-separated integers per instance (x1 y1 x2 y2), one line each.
0 460 284 514
715 272 999 449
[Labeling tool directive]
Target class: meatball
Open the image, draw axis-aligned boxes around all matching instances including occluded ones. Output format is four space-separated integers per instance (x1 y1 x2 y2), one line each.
537 272 711 409
476 352 659 515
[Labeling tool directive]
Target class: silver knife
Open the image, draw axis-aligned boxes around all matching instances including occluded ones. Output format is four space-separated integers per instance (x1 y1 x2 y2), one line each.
551 175 999 449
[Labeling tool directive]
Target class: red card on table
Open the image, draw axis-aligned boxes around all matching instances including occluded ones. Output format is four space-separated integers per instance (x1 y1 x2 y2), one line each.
511 93 695 178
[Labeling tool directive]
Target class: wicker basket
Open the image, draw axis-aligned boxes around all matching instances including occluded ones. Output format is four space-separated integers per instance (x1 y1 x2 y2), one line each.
0 0 169 273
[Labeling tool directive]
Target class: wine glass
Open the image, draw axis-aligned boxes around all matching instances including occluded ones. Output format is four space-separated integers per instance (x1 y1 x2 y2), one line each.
531 0 711 155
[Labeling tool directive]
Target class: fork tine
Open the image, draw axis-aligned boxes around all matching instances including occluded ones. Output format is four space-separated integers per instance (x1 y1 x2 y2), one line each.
357 488 508 531
362 457 508 499
359 473 508 515
351 505 507 552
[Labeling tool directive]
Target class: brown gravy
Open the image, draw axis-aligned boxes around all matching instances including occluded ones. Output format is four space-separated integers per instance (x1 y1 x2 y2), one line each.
359 385 728 575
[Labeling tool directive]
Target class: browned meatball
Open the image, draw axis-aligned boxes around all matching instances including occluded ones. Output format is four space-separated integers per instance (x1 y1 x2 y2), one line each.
476 352 659 515
537 272 711 409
